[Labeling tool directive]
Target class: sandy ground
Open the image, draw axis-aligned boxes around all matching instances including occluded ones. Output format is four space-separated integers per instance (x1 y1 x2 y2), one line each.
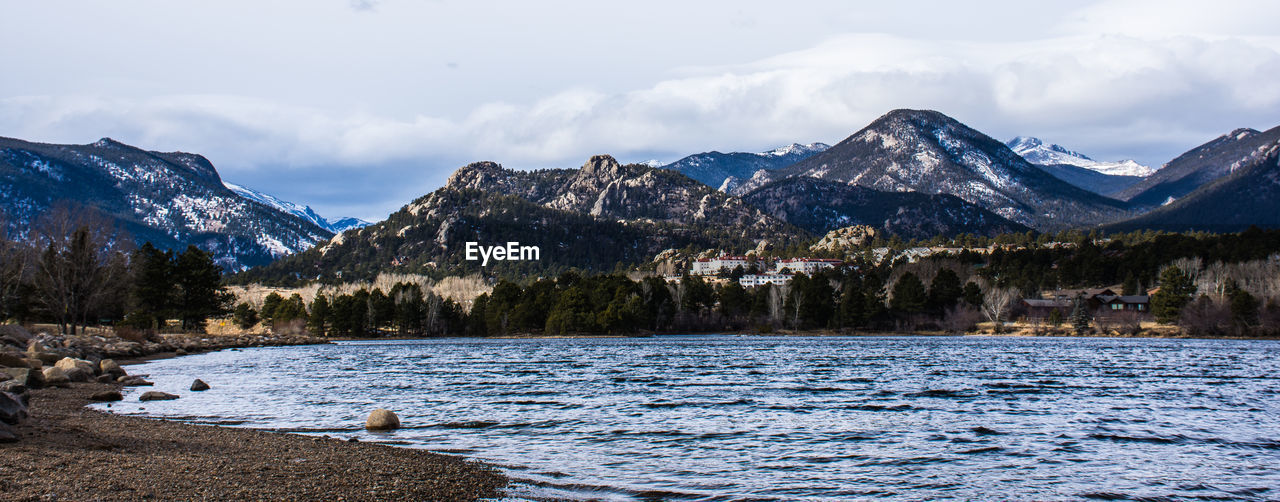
0 383 506 501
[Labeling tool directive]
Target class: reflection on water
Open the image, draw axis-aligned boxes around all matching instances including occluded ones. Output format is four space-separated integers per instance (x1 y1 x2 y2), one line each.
97 336 1280 501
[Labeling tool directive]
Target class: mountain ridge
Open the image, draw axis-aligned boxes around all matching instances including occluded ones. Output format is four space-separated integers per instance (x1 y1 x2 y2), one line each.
660 142 829 193
0 135 333 270
1007 136 1156 177
773 109 1133 230
223 182 371 233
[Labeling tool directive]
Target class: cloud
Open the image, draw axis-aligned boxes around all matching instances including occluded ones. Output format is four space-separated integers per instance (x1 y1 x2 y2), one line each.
3 29 1279 220
348 0 379 12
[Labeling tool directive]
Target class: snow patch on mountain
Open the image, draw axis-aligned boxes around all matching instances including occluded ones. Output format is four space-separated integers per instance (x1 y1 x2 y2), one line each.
1008 136 1156 177
224 182 371 233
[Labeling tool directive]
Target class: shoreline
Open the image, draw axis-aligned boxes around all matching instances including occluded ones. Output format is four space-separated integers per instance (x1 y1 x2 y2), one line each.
1 327 510 501
327 330 1280 342
1 382 506 501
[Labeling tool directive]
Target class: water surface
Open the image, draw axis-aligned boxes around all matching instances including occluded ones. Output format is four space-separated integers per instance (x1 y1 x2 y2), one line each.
97 336 1280 501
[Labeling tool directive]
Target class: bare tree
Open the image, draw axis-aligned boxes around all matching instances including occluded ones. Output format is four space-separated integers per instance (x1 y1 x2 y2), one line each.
1114 310 1144 336
981 286 1019 333
30 205 131 334
941 304 983 333
0 216 33 321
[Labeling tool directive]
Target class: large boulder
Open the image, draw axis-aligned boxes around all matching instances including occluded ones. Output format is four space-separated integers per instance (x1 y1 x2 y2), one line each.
0 325 32 349
190 379 210 392
0 421 16 443
0 352 28 368
41 366 71 387
139 391 178 401
2 367 43 389
365 409 401 431
54 357 95 382
0 391 28 425
99 359 126 377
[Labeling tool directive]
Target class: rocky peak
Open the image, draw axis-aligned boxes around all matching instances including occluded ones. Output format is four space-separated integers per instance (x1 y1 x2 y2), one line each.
92 137 125 149
578 154 626 179
446 161 506 189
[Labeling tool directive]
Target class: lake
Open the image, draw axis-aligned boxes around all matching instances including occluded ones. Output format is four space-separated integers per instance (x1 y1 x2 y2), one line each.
95 335 1280 501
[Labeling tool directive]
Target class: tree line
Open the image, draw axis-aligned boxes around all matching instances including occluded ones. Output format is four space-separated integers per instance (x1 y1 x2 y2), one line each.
233 282 468 338
0 206 232 334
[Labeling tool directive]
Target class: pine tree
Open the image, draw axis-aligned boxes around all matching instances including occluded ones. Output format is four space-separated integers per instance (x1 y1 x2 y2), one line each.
1071 293 1091 335
130 242 174 329
927 268 963 312
962 282 983 307
1151 266 1196 323
260 292 284 324
233 302 259 330
890 272 927 314
173 245 232 331
308 294 330 336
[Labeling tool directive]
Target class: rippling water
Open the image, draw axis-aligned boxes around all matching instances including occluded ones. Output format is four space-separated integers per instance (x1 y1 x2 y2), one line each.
95 336 1280 501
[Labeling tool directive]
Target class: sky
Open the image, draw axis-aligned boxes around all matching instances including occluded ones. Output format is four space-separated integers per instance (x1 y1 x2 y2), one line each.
3 0 1280 222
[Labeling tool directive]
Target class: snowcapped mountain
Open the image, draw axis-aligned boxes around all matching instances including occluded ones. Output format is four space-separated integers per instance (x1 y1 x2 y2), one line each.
775 109 1132 230
1007 136 1156 177
223 182 370 233
0 136 334 270
661 142 829 191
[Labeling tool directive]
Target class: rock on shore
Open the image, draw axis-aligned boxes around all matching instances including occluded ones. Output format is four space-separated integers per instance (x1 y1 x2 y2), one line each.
139 391 179 402
366 408 401 430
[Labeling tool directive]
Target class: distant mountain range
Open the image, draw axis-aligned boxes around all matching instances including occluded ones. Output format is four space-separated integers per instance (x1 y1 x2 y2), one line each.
224 182 370 233
660 143 829 193
0 136 341 270
239 155 812 282
4 108 1278 279
1006 136 1156 177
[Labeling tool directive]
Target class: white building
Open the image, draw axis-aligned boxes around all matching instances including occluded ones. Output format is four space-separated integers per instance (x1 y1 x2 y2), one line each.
739 274 793 288
690 255 751 275
772 258 841 275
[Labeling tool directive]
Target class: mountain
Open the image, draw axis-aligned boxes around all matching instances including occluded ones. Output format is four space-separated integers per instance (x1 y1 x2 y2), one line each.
0 136 333 270
741 177 1029 239
773 109 1133 229
1006 136 1156 177
1030 163 1143 197
661 143 829 192
1117 126 1280 208
239 155 810 283
224 182 371 233
1107 132 1280 232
